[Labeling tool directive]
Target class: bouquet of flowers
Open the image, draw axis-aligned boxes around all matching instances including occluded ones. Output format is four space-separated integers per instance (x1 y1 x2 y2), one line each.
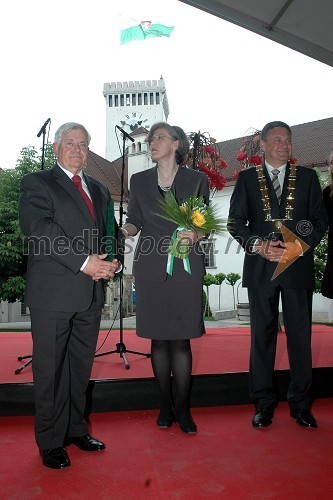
158 191 226 274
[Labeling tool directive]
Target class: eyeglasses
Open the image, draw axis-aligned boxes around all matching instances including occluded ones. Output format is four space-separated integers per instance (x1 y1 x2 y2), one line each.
148 135 173 144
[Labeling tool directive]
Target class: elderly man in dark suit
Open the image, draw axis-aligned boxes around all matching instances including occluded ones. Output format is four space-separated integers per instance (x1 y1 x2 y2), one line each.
228 121 327 429
19 122 120 469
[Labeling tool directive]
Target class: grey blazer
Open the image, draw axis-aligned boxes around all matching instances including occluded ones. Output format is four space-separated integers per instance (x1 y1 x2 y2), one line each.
126 166 210 282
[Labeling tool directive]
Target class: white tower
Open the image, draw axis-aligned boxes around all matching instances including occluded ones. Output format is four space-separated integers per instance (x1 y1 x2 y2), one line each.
103 77 169 161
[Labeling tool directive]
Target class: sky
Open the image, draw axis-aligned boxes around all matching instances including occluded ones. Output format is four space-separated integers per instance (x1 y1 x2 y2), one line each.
1 0 333 168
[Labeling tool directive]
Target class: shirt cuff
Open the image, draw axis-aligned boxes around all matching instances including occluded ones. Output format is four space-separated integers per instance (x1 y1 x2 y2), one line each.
80 256 89 271
252 238 261 254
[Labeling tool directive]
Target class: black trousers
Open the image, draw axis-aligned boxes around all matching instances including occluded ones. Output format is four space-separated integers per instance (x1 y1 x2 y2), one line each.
248 285 313 410
30 303 102 450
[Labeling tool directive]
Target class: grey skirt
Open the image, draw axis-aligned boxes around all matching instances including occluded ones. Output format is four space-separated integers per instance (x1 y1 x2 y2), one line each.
135 276 205 340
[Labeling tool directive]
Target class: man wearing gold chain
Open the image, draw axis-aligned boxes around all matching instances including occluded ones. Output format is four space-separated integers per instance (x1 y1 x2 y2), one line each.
228 121 327 429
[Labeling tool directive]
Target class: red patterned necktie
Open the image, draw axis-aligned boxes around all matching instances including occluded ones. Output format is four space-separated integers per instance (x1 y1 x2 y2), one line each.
72 174 95 220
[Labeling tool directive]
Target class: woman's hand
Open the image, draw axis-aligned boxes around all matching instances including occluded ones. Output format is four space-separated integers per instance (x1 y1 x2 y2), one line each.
120 223 138 238
178 230 203 246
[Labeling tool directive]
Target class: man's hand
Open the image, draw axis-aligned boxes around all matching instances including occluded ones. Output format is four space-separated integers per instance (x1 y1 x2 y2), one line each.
254 239 303 263
82 254 119 281
254 240 286 262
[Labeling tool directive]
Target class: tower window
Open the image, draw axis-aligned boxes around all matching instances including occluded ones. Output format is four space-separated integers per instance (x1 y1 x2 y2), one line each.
144 93 148 105
109 95 113 107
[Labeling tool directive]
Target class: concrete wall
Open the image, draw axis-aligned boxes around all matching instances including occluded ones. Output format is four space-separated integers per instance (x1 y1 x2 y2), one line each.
0 301 29 323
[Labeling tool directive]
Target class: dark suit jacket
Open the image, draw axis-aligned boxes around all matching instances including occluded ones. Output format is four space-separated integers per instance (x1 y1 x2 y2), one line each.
19 164 112 312
228 163 327 289
126 166 209 282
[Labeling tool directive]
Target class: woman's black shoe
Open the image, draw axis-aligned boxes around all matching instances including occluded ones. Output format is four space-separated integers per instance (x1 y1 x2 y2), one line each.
175 413 197 434
156 410 174 428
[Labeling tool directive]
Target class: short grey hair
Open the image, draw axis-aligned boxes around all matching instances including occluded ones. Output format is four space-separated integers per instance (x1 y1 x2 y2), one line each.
147 122 189 165
54 122 91 145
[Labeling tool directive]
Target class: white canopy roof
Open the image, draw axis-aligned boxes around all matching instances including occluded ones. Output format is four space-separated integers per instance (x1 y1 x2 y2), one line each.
180 0 333 67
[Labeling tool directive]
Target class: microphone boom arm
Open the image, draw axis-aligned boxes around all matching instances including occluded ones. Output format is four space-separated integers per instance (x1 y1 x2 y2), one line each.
116 125 135 142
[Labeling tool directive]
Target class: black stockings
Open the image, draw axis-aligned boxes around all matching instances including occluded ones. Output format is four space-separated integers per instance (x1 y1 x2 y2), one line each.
151 339 192 416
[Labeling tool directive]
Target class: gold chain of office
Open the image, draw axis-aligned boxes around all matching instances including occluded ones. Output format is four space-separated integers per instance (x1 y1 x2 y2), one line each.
256 163 297 221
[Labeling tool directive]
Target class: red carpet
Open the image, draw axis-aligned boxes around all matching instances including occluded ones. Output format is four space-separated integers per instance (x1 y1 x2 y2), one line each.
2 325 333 383
1 399 333 499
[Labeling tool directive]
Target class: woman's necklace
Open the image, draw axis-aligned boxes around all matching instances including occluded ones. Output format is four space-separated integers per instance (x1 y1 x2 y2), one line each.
157 167 177 192
256 163 297 221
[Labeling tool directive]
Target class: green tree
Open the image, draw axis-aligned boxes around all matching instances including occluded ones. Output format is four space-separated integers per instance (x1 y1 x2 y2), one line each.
0 144 55 302
225 272 241 309
203 273 216 317
214 272 226 310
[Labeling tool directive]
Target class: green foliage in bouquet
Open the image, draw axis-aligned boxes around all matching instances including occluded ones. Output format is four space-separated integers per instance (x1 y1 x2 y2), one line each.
157 191 226 260
159 191 225 233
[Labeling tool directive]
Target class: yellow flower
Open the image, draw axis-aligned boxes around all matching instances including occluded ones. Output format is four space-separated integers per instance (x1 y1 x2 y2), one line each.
191 210 206 227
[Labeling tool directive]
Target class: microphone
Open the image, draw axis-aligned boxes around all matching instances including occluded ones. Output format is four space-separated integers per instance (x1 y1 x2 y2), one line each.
37 118 51 138
116 125 135 142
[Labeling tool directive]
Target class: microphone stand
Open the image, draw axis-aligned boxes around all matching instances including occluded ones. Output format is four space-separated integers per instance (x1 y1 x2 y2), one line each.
15 119 50 374
94 129 150 369
40 125 47 170
37 118 51 170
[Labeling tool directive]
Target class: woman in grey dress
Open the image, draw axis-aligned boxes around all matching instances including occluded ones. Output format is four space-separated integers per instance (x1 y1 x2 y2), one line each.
121 122 209 434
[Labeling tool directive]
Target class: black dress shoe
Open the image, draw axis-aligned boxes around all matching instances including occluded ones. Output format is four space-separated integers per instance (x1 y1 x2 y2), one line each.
252 408 274 428
67 434 106 451
40 447 71 469
290 409 317 429
156 410 174 428
175 413 197 434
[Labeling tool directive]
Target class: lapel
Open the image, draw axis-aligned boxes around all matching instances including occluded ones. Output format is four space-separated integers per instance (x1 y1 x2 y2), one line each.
150 165 164 199
171 166 199 201
52 164 96 226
